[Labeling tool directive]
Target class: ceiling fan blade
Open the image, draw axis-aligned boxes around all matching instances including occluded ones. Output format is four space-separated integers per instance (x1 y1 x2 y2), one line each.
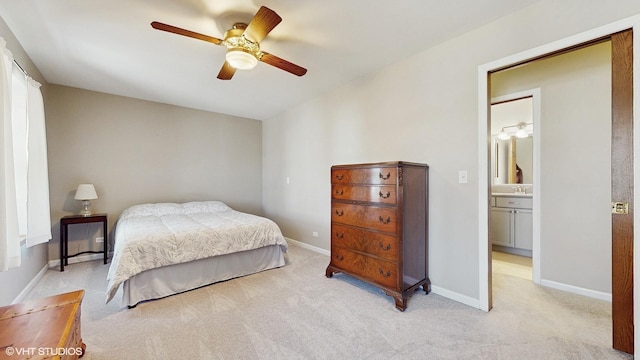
259 52 307 77
217 61 237 80
243 6 282 43
151 21 223 45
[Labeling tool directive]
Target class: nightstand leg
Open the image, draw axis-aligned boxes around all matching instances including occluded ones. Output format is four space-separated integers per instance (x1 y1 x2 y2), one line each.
60 224 65 272
103 220 107 264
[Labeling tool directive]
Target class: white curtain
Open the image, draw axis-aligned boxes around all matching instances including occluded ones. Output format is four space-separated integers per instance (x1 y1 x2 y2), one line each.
0 36 52 271
0 38 20 271
25 77 51 247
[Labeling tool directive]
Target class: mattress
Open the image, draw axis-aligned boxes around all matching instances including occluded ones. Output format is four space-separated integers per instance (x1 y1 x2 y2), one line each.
106 201 288 304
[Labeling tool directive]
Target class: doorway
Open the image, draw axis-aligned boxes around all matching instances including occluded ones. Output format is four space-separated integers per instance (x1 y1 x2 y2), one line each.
489 92 540 285
478 22 637 355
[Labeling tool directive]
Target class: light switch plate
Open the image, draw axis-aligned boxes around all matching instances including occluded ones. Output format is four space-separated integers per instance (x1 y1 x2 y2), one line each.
458 171 468 184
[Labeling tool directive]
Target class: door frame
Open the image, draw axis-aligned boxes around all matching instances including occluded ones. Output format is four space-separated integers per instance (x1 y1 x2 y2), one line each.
477 15 640 356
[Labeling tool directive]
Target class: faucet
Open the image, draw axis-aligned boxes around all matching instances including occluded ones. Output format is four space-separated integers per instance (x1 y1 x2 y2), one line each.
514 186 525 194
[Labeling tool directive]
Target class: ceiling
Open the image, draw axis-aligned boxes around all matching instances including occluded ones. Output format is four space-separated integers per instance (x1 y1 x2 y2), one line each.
0 0 540 121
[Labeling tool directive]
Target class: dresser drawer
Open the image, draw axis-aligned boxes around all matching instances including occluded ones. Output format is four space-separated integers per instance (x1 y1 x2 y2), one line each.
331 247 398 289
332 167 397 185
332 185 397 204
332 224 399 261
331 203 397 233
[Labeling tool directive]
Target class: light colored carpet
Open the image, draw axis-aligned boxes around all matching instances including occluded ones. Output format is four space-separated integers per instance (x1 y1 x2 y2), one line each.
24 244 630 359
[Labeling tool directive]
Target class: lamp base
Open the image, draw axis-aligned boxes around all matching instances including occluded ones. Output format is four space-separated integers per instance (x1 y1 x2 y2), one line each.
80 200 92 217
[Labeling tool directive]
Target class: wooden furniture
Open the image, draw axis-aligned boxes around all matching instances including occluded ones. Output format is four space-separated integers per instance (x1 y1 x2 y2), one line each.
60 214 108 272
326 161 429 311
0 290 86 359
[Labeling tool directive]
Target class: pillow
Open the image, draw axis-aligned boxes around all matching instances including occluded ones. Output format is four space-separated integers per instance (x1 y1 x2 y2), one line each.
181 201 231 214
120 202 182 219
120 201 231 219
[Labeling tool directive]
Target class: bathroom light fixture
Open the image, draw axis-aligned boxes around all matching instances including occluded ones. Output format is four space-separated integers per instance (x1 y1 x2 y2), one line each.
515 125 528 138
74 184 98 216
497 122 533 139
498 129 510 140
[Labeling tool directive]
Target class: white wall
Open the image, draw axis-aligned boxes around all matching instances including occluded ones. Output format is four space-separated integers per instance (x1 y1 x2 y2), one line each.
262 0 640 302
45 85 263 262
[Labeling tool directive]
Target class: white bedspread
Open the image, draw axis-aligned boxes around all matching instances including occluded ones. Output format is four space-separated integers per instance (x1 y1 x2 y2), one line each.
106 201 287 303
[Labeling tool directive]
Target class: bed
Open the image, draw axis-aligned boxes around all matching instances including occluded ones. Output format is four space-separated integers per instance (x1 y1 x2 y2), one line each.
105 201 288 307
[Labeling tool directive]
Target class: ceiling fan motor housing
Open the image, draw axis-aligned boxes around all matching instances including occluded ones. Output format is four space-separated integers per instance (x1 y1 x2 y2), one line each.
223 24 261 69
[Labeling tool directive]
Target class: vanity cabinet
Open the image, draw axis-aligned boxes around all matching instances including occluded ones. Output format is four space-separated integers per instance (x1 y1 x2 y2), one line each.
490 196 532 255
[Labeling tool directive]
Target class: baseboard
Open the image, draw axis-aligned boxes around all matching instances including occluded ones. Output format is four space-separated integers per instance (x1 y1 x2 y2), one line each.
11 263 48 304
285 237 330 256
431 285 481 309
540 279 612 302
48 252 112 269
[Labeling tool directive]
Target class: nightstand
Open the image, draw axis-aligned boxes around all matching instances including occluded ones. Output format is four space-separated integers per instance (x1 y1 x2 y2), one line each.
60 213 108 271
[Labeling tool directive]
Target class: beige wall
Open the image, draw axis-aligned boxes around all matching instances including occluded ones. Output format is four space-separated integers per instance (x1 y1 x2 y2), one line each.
262 0 640 302
45 85 263 261
491 42 612 293
0 16 48 305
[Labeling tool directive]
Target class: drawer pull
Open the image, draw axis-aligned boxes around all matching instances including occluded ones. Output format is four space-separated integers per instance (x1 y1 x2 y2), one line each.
379 216 391 224
336 174 344 181
379 172 391 180
335 189 344 196
335 254 344 261
335 210 344 216
379 269 391 278
378 242 391 250
379 191 391 199
336 232 344 239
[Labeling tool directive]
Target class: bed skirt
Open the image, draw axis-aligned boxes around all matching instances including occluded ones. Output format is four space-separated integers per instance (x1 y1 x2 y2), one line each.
121 244 285 307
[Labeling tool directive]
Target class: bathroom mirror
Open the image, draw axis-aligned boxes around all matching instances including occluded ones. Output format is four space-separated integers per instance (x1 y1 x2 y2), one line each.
493 135 533 184
491 96 534 185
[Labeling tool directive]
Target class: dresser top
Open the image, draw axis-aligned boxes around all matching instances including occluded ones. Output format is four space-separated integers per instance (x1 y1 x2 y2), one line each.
331 161 428 169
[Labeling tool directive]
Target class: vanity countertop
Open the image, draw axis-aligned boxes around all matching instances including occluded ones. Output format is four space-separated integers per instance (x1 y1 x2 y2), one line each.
492 192 533 198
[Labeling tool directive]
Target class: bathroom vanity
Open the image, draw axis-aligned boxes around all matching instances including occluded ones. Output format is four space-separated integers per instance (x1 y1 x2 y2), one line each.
490 193 532 257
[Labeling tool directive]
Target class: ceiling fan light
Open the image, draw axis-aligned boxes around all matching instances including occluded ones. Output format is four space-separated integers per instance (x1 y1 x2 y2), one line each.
226 48 258 70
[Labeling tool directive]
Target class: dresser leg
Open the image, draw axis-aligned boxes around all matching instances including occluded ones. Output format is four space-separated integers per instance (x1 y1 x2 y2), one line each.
393 296 407 312
325 266 337 278
423 279 431 294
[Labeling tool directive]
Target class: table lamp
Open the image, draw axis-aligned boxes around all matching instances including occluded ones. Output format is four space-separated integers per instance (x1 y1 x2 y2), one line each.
74 184 98 216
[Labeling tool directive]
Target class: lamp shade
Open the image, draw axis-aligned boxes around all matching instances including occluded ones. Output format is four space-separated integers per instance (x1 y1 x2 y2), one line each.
74 184 98 200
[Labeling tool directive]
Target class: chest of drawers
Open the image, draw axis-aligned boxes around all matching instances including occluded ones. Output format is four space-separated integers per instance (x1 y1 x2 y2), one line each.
325 161 429 311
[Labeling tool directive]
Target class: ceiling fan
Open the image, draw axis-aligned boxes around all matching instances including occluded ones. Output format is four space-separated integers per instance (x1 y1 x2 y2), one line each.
151 6 307 80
